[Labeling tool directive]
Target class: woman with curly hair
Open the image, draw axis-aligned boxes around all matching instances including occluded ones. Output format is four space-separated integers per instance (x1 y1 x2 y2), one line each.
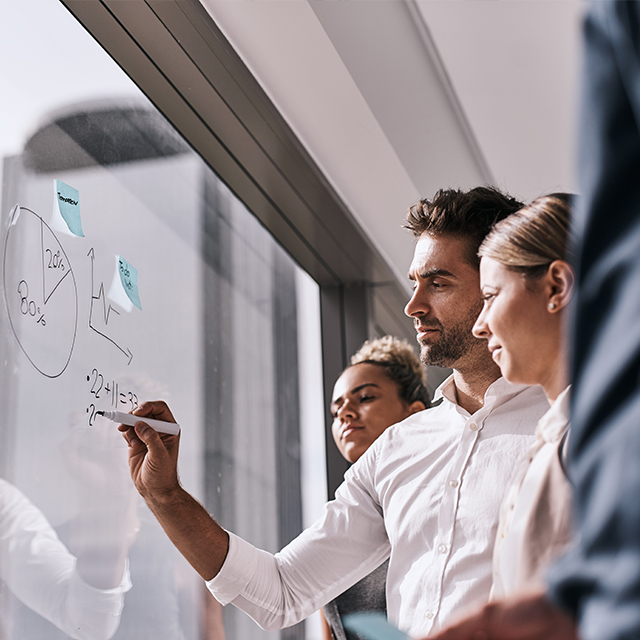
322 335 429 640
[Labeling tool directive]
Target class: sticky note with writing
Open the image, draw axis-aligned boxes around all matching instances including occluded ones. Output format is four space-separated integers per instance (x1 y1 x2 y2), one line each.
107 255 142 312
51 179 84 237
117 255 142 310
343 613 408 640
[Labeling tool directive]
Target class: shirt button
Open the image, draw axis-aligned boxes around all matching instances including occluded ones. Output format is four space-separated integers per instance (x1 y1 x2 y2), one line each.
469 423 478 431
425 611 434 619
438 544 448 554
449 479 459 488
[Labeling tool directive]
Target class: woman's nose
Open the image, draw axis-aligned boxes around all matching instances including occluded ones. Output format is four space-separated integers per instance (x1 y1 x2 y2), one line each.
337 399 357 420
472 310 489 339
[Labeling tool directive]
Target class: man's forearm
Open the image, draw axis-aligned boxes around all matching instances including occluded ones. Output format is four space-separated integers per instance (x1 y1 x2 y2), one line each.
118 407 231 580
143 486 229 581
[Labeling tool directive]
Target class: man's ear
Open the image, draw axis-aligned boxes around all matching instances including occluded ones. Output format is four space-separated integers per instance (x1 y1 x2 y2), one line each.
546 260 575 313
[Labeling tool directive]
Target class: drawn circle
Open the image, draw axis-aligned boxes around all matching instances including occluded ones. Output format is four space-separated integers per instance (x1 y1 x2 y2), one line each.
3 206 78 378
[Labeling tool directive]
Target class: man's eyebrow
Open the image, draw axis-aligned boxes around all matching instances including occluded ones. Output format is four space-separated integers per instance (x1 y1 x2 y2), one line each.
331 383 380 408
408 268 457 280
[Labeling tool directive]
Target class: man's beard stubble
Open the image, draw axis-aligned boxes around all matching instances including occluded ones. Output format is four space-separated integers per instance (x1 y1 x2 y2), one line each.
418 299 485 369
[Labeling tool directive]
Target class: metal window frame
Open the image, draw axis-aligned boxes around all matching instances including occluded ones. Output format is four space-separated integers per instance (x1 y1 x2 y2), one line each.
60 0 415 496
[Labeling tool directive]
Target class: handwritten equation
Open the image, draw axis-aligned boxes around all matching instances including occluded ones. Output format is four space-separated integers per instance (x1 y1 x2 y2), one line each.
86 368 139 426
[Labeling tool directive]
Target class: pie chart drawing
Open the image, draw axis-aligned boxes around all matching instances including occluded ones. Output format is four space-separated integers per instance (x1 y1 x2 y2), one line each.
3 206 78 378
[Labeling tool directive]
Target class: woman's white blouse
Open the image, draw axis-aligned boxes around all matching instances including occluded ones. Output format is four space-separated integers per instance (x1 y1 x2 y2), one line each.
491 386 574 600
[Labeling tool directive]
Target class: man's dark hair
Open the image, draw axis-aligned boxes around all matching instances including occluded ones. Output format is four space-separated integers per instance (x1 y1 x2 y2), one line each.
404 186 524 268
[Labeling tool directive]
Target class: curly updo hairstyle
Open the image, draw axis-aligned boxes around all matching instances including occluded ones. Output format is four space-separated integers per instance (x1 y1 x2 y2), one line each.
350 335 430 407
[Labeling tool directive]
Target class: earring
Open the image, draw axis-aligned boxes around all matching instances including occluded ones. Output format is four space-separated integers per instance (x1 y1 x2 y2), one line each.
548 302 557 311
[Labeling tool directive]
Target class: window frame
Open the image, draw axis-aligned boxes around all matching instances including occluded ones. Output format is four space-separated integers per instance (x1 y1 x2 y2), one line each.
60 0 415 495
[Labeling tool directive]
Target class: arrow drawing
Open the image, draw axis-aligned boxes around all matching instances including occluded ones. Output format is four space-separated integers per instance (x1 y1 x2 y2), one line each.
87 248 133 364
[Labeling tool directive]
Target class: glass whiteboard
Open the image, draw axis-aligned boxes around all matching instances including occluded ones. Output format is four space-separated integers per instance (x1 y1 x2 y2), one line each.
0 2 326 639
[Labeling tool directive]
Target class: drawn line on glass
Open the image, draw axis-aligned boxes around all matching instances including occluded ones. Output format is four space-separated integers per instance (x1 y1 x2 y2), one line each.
2 205 78 378
87 248 133 364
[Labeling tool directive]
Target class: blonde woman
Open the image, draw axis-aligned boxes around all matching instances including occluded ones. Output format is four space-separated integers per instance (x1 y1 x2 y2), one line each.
322 336 428 640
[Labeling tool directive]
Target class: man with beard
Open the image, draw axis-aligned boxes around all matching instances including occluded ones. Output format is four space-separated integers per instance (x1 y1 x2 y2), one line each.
118 187 550 638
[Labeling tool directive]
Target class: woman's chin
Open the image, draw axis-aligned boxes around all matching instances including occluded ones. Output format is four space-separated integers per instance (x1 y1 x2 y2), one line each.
501 366 534 388
340 443 364 464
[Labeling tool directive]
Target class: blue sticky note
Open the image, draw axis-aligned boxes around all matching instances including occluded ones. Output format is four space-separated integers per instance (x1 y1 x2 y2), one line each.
117 256 142 310
343 613 408 640
55 179 84 237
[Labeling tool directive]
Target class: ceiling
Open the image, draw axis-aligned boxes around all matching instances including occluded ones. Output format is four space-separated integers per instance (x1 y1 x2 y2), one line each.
416 1 583 200
199 0 583 292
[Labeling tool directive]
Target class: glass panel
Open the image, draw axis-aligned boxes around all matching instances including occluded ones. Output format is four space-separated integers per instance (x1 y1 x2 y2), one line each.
0 3 326 640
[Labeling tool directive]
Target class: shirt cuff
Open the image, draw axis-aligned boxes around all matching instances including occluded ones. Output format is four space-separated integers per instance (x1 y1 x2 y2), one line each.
206 532 259 605
69 558 132 615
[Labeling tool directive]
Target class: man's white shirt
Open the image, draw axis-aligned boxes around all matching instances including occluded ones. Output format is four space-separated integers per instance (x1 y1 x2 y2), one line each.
208 376 549 637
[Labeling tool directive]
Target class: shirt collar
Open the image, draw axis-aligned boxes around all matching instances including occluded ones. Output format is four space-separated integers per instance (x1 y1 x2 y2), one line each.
432 374 456 404
536 385 571 443
433 374 535 412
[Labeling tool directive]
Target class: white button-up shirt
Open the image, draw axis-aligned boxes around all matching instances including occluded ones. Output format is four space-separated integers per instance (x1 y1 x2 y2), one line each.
207 376 549 637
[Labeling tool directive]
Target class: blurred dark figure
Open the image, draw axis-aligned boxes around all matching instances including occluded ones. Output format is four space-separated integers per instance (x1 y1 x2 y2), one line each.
547 3 640 640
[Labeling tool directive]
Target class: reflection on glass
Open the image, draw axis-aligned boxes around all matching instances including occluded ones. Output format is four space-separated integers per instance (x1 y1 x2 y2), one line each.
0 2 324 639
0 471 132 640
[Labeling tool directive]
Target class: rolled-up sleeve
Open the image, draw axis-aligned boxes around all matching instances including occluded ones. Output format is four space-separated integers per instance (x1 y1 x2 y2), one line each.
65 562 131 640
206 533 260 606
206 450 391 630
